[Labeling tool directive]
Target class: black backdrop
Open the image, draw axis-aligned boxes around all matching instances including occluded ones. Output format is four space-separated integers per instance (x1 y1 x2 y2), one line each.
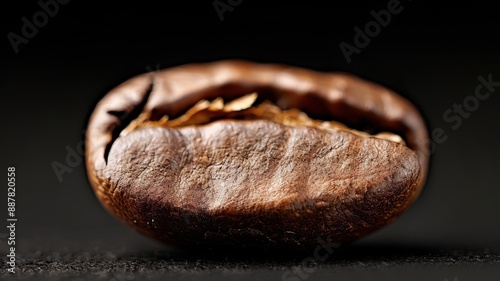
1 0 500 280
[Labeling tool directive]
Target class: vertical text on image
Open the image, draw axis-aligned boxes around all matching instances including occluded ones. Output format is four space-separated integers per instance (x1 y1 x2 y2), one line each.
6 167 17 274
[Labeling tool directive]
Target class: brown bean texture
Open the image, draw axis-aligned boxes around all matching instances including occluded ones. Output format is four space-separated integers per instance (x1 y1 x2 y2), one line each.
85 60 429 249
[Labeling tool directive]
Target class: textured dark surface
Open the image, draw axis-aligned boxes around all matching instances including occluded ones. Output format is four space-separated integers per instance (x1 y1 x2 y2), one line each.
2 227 499 280
2 242 500 281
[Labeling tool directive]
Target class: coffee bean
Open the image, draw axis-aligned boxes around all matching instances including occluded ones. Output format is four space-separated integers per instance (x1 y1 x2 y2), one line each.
85 60 429 249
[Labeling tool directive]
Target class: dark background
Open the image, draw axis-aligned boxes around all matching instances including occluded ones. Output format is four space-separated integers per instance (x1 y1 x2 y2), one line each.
1 0 499 280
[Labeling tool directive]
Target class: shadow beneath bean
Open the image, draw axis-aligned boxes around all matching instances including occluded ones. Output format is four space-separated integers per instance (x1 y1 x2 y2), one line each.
120 242 499 270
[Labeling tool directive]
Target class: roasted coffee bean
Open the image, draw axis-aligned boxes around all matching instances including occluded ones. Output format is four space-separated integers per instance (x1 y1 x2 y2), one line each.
85 60 429 249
